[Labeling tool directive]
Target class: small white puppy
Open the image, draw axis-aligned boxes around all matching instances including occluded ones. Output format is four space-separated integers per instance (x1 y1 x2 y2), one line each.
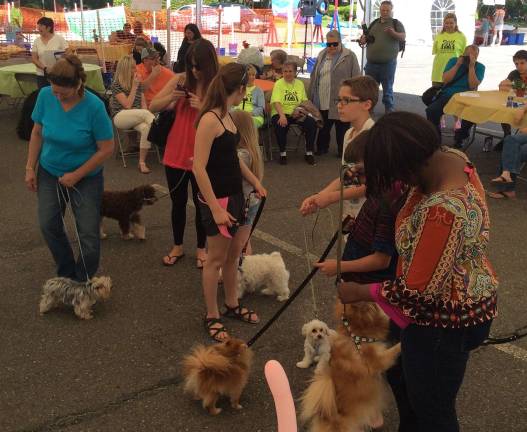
296 319 334 369
237 252 290 302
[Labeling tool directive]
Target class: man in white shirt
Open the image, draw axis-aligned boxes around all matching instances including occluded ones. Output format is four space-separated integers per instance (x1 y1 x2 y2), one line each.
31 17 69 88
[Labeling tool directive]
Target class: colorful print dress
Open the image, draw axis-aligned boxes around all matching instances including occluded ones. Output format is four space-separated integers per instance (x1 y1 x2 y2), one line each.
379 149 498 328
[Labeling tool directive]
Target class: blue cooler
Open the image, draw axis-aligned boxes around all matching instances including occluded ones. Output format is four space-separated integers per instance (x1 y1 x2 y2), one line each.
228 43 237 56
517 33 526 45
306 57 316 73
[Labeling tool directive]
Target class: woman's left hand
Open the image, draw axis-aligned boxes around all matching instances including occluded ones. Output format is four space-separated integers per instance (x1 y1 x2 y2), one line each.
59 172 81 188
187 92 202 110
254 181 267 198
337 281 372 304
313 259 337 277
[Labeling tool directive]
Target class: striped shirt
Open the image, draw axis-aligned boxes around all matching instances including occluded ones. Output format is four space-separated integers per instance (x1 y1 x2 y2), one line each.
317 56 332 111
110 80 143 117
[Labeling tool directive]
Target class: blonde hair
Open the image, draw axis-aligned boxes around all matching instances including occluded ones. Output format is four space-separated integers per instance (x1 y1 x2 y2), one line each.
441 13 459 33
115 55 135 92
231 110 263 181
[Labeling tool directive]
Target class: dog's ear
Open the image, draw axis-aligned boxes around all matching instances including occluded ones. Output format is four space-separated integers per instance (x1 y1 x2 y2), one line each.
301 323 309 336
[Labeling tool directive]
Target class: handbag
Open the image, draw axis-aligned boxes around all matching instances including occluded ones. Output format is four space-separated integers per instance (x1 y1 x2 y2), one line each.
421 65 469 106
147 109 176 150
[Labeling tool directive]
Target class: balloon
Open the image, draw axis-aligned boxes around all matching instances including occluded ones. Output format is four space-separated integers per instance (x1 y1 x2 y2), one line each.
264 360 298 431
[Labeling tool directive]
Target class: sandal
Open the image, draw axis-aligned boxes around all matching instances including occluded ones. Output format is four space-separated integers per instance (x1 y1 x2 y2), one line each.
491 175 513 184
204 317 229 342
138 162 151 174
162 253 185 266
487 190 516 200
196 258 206 269
222 303 259 324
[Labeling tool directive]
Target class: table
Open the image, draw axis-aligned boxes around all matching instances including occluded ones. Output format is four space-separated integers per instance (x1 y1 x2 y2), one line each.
0 63 105 98
444 90 527 128
69 42 133 63
218 55 272 67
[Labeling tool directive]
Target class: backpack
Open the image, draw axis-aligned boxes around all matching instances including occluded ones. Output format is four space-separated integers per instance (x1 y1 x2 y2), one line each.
368 18 406 57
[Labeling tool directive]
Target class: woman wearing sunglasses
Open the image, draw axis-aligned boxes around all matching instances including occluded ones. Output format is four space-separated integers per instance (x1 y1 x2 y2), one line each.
308 30 360 157
150 39 218 269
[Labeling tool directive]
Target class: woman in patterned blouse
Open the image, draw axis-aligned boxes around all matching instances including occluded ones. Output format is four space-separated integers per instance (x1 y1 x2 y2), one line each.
337 111 497 432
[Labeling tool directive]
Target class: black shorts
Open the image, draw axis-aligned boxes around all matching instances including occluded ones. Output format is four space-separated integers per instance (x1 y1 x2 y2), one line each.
198 192 245 238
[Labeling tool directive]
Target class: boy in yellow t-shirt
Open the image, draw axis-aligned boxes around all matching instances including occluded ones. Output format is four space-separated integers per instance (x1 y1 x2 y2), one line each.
270 61 317 165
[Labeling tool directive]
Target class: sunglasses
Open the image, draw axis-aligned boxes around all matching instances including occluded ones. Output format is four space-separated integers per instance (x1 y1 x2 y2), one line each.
240 65 248 86
326 41 339 47
335 97 364 105
191 63 200 71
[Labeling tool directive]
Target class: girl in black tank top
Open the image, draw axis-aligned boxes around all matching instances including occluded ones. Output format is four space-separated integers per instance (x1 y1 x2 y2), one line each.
193 63 267 342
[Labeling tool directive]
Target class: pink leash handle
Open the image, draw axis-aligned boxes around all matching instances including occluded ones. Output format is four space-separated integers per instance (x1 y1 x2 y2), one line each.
264 360 298 432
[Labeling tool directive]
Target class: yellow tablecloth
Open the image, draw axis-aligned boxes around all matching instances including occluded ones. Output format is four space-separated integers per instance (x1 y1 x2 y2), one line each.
0 63 105 97
444 90 527 127
218 55 271 66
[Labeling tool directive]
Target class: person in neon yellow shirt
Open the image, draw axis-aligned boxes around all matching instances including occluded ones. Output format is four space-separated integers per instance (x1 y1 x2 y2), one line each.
234 65 265 128
431 13 467 86
270 61 317 165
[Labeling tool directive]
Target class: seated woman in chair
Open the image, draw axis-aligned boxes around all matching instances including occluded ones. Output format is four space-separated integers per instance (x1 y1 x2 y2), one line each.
110 54 155 174
262 49 287 81
233 65 265 129
270 60 317 166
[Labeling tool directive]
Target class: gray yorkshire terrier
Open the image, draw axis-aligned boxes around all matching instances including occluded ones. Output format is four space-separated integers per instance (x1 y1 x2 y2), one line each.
39 276 112 320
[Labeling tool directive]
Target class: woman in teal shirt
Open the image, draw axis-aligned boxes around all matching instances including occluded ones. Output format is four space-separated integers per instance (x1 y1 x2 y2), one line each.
25 55 114 282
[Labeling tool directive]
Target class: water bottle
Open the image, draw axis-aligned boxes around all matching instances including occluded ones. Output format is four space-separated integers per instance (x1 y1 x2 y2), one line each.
482 136 492 152
507 89 515 108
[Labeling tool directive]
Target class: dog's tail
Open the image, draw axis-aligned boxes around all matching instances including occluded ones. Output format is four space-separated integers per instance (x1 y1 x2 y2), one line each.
182 345 231 378
300 368 338 423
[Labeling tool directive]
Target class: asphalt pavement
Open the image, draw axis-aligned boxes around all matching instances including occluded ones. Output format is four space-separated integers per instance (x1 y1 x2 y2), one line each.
1 88 526 432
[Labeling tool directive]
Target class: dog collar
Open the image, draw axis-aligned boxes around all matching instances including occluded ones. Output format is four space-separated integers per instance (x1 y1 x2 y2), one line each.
341 315 379 352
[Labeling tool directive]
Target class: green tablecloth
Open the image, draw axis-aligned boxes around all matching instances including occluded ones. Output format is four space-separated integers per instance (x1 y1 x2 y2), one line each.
0 63 105 98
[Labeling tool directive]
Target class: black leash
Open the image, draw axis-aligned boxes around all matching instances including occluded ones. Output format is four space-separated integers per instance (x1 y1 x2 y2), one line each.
482 325 527 346
246 215 350 348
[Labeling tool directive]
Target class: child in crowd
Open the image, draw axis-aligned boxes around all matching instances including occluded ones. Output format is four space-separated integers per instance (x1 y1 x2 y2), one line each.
299 75 379 218
231 110 264 255
193 63 266 342
234 65 265 129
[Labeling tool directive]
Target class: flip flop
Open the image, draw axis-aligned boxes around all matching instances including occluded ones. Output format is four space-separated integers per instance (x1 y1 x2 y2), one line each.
196 258 206 269
487 191 515 200
491 175 513 184
162 253 185 266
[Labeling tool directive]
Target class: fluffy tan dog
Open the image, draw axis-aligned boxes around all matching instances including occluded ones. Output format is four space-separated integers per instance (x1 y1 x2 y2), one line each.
182 338 254 415
300 301 400 432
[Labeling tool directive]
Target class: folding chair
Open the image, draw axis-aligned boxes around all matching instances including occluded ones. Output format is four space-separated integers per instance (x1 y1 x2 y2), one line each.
113 125 161 168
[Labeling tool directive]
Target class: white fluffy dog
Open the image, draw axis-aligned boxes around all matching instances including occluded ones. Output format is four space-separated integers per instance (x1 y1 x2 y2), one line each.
296 319 334 370
237 252 290 302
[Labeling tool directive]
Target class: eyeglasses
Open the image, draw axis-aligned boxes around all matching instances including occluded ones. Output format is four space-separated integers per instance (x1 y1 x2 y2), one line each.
191 63 200 71
326 42 339 47
335 97 363 105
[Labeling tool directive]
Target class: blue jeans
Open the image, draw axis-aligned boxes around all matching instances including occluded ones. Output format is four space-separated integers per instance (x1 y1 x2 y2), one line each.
394 322 491 432
37 167 103 282
425 92 473 144
364 59 397 111
501 133 527 175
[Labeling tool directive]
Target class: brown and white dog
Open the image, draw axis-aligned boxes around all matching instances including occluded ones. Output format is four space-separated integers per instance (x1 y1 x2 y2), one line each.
182 338 253 415
100 184 167 240
300 301 400 432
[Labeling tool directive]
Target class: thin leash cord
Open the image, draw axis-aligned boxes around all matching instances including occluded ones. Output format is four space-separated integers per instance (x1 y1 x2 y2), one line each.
246 215 350 348
56 183 90 284
301 214 319 319
482 324 527 346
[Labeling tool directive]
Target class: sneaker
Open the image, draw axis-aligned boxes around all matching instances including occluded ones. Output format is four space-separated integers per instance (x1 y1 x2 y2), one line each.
279 155 287 165
304 154 315 165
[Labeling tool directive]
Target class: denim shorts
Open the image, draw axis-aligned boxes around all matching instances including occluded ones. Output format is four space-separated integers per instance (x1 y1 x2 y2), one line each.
243 200 260 226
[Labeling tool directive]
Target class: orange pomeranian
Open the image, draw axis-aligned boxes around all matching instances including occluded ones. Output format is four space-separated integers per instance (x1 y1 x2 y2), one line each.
182 338 254 415
300 301 400 432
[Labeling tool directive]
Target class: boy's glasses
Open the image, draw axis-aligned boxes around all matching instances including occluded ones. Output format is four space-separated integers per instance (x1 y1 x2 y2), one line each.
326 42 339 47
335 97 363 105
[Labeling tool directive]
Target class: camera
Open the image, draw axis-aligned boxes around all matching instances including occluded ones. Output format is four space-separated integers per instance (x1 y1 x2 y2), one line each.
359 24 375 47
